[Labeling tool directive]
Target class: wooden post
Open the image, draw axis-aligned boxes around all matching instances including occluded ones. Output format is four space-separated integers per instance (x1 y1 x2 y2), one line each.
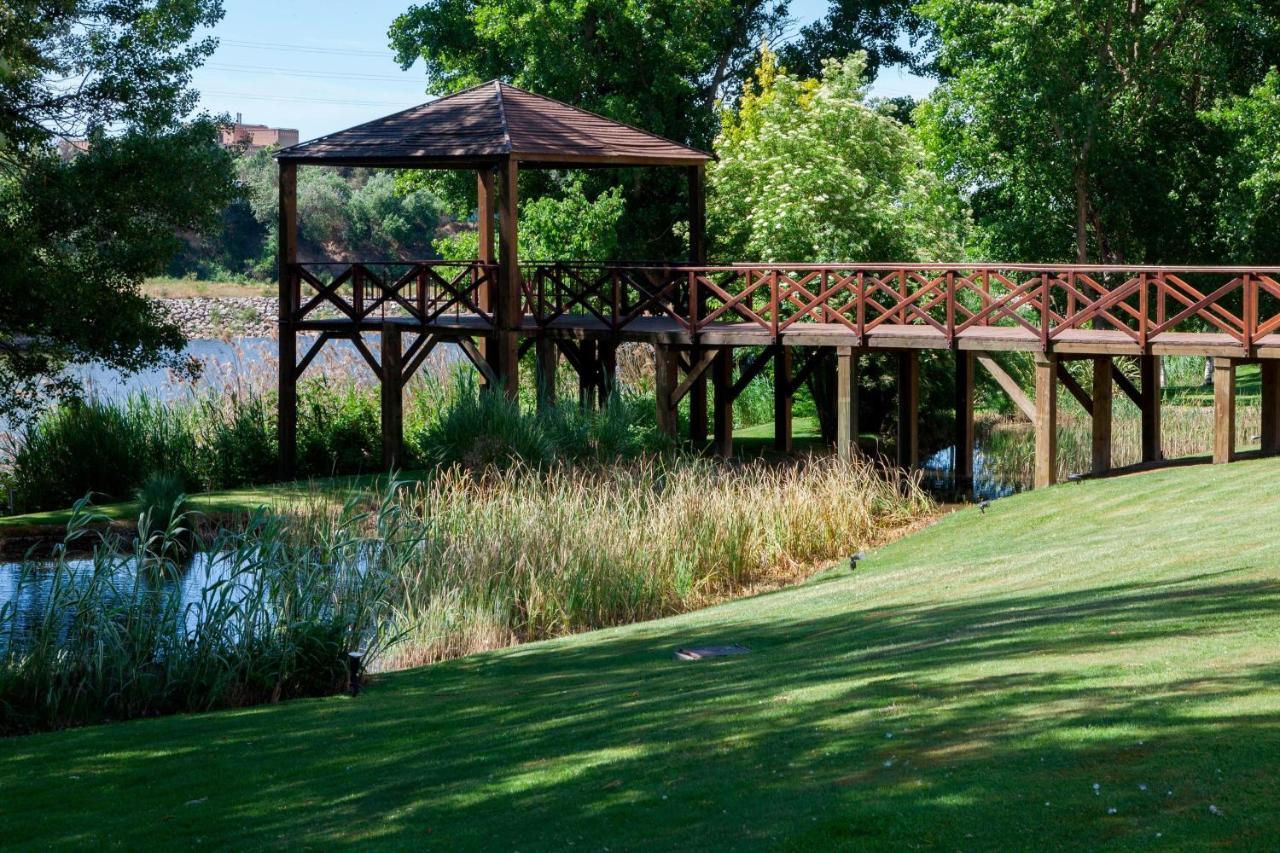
896 351 919 469
837 346 859 461
1091 357 1113 475
712 347 734 458
1261 361 1280 454
495 157 520 399
535 337 557 411
655 345 678 437
773 346 793 453
954 351 974 490
380 322 403 470
688 164 708 444
476 168 496 378
599 341 617 403
277 161 298 479
1140 354 1162 462
1213 358 1236 465
578 340 598 409
1034 353 1058 488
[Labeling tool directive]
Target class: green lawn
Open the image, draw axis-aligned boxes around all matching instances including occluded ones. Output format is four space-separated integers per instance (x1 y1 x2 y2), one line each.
4 456 1279 848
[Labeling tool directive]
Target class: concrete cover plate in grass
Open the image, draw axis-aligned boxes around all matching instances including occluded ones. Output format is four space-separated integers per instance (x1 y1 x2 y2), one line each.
673 644 750 661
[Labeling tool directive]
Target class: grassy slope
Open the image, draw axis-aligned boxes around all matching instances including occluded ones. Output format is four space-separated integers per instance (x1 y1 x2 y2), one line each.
4 458 1280 849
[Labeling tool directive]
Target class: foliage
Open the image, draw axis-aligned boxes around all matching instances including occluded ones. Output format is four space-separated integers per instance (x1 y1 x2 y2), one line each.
777 0 934 81
915 0 1280 263
1203 70 1280 262
708 48 967 264
0 496 403 734
0 0 236 420
133 472 189 526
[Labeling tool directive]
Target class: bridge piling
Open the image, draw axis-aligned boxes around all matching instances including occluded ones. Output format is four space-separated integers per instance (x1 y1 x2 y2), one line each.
896 352 919 469
836 347 859 461
380 322 403 471
1213 359 1237 464
1034 353 1059 488
1091 357 1113 475
954 352 975 492
1140 355 1162 462
1262 362 1280 454
773 347 793 453
712 348 734 457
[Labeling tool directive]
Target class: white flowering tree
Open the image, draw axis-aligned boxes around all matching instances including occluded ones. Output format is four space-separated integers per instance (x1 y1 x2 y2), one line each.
708 49 967 263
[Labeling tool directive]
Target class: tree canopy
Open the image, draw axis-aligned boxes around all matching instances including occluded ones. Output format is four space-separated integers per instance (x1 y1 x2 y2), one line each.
915 0 1280 264
708 49 967 263
0 0 236 418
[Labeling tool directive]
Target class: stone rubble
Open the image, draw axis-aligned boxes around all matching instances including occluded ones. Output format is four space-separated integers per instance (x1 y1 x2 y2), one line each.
155 297 277 340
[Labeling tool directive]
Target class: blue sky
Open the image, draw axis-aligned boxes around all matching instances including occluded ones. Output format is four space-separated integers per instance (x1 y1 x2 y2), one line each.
191 0 934 140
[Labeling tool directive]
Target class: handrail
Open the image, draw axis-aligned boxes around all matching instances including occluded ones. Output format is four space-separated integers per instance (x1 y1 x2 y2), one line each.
284 260 1280 352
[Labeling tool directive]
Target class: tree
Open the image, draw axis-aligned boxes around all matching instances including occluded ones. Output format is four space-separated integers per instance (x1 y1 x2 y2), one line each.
1203 70 1280 262
0 0 236 419
708 49 967 264
707 49 969 447
777 0 934 82
916 0 1280 264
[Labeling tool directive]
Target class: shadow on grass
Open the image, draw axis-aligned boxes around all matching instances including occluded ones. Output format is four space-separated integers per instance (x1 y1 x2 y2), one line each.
5 567 1279 849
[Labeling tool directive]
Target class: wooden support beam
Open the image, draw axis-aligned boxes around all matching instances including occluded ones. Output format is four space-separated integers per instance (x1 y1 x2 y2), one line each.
1213 358 1236 465
1262 361 1280 455
712 348 734 458
954 351 974 491
897 350 919 469
599 341 617 402
688 167 708 445
535 337 558 411
457 337 499 386
1034 353 1058 489
476 168 495 377
773 346 793 453
1056 363 1094 413
494 157 520 398
672 348 718 407
975 353 1035 421
1113 369 1142 406
1140 355 1162 462
837 346 859 461
1091 357 1113 476
578 340 599 409
655 345 678 437
277 160 298 479
380 322 403 471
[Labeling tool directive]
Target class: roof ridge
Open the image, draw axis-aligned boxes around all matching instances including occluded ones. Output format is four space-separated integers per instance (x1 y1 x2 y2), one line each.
495 80 711 159
492 79 513 154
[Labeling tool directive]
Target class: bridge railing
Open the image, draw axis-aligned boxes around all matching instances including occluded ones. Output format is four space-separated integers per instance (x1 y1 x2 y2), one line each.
285 261 1280 350
285 260 498 325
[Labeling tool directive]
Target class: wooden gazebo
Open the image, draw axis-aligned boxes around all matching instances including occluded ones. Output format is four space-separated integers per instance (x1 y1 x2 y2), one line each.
274 81 711 475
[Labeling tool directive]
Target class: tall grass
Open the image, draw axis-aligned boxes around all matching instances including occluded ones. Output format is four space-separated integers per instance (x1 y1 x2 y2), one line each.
0 494 404 735
373 455 931 669
2 453 933 732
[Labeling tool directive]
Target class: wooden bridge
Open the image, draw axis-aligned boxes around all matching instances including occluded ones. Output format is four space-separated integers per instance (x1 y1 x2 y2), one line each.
274 83 1280 490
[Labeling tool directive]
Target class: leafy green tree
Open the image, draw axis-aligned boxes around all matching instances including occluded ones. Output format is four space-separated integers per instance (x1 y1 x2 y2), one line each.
708 49 967 264
777 0 933 81
0 0 235 418
1204 70 1280 261
916 0 1280 264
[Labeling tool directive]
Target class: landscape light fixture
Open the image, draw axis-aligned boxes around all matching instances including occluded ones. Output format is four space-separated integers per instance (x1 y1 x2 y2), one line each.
347 650 365 696
849 551 866 571
979 499 991 514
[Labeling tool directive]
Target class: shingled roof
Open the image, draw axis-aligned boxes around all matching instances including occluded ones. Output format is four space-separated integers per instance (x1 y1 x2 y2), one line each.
276 80 711 168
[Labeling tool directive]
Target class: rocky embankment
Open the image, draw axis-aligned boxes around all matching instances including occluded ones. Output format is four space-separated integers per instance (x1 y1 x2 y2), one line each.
156 297 276 339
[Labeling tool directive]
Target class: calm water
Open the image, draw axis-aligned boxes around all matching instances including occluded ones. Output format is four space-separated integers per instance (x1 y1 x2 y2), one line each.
0 552 238 651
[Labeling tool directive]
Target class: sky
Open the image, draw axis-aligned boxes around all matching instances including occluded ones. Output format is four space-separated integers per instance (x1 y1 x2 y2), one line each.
191 0 936 141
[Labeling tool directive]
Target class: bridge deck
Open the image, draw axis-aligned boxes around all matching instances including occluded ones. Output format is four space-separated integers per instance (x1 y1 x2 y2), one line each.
297 313 1280 358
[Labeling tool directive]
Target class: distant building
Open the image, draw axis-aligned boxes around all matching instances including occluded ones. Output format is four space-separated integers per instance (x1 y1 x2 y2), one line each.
56 138 90 160
219 114 300 154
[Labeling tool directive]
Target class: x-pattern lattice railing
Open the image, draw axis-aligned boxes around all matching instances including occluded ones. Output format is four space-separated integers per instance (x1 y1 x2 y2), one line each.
287 261 497 325
288 261 1280 351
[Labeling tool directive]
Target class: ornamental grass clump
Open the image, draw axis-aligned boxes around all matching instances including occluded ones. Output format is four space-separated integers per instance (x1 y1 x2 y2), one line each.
371 455 932 670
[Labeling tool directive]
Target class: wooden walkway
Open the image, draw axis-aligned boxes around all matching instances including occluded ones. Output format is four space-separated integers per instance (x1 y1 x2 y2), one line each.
280 261 1280 490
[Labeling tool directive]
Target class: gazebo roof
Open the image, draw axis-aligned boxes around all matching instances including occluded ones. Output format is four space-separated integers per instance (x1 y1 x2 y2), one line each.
276 80 711 169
